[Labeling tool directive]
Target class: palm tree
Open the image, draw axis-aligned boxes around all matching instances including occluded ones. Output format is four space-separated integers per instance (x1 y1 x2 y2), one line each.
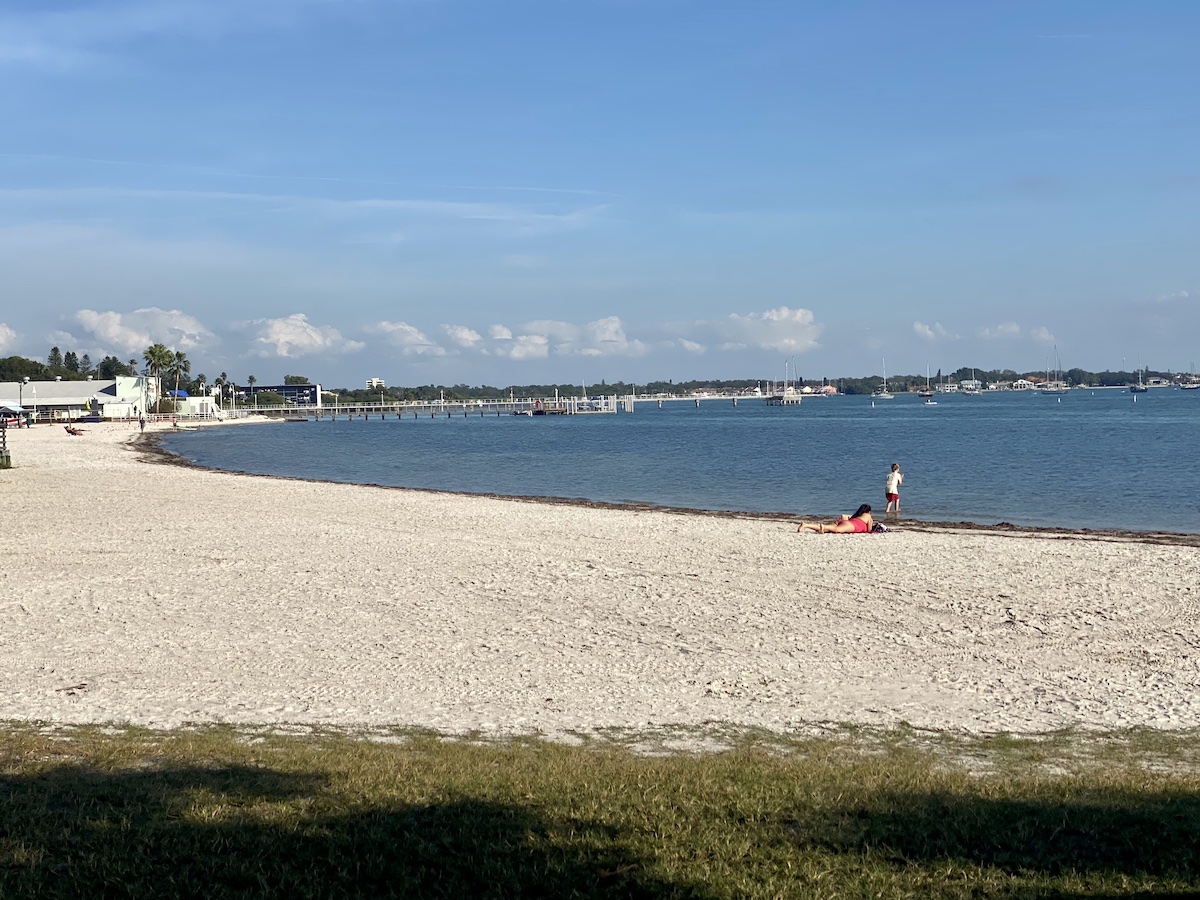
166 351 190 408
143 343 172 412
247 375 257 408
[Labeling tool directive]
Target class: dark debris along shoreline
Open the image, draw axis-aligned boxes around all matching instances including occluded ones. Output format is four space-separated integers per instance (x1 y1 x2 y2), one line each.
134 431 1200 550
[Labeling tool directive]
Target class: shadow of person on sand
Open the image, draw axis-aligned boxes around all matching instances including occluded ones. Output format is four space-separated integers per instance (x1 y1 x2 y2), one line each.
0 764 713 899
776 784 1200 898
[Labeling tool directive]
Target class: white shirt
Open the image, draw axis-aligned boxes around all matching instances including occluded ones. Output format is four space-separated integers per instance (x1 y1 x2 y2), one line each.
886 470 903 494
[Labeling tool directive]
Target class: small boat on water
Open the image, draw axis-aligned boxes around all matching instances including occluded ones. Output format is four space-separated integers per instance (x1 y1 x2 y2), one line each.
872 357 895 400
1040 347 1068 394
918 363 934 398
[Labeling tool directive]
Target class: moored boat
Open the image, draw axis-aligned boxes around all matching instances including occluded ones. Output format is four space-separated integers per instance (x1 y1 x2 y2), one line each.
872 358 895 400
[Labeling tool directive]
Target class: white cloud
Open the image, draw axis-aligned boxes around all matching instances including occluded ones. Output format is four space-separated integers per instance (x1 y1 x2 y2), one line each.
248 313 364 358
75 307 215 355
484 324 549 360
0 188 604 247
976 321 1055 344
479 316 652 360
581 316 648 357
0 1 348 71
520 319 579 342
494 334 550 360
1143 290 1192 304
978 322 1021 340
913 320 957 341
686 306 822 354
549 316 649 358
47 329 78 347
678 339 705 353
370 320 446 356
45 329 112 366
442 324 483 349
349 197 606 234
0 322 16 353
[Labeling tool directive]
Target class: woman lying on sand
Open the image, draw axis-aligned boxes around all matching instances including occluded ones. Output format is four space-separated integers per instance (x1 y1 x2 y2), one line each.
797 504 874 534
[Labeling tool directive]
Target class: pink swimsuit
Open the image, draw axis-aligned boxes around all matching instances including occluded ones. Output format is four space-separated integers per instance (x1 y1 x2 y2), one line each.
849 517 870 533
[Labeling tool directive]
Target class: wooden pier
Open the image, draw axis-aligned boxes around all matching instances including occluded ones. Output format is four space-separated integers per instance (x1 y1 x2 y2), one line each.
148 392 795 425
246 394 631 421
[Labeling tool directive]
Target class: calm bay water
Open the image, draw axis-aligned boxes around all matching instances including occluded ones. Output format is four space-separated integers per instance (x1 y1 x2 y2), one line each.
161 388 1200 533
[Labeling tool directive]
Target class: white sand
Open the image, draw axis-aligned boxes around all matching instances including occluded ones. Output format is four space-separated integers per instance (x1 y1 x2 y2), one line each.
2 419 1199 736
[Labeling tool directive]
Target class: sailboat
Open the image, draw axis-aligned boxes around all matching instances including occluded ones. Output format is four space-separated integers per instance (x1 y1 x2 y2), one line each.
764 356 802 405
918 364 934 398
1182 363 1200 390
1040 346 1068 394
1130 367 1148 393
871 358 894 399
961 368 982 395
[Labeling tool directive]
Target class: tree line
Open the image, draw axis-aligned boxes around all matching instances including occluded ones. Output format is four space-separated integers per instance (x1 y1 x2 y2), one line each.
1 346 1186 403
321 365 1179 402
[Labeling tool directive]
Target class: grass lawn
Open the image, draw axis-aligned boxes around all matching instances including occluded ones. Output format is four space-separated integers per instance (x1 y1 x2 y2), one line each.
2 723 1199 898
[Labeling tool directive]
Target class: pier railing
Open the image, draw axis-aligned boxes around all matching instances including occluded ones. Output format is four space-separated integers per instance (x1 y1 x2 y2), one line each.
102 392 776 424
304 395 625 418
174 395 631 420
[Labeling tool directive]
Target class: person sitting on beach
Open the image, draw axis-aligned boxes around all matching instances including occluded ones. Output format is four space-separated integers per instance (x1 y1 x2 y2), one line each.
797 504 874 534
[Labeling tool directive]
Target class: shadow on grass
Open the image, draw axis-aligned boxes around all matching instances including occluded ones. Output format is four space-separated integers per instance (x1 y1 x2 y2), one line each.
786 785 1200 896
0 764 711 899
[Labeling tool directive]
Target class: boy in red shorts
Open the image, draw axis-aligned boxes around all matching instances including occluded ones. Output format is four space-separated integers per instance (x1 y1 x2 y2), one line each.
885 462 903 515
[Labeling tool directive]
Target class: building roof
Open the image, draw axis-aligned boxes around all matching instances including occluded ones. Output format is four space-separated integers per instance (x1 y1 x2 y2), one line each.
0 377 150 407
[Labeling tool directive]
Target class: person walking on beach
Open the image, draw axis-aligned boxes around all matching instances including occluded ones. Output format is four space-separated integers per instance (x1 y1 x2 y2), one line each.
138 415 146 433
885 463 903 516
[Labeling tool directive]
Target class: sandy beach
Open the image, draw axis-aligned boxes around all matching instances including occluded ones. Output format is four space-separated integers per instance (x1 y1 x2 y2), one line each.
2 418 1198 736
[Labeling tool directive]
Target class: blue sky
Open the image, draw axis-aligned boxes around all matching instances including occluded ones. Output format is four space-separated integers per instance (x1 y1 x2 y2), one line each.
2 0 1198 388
